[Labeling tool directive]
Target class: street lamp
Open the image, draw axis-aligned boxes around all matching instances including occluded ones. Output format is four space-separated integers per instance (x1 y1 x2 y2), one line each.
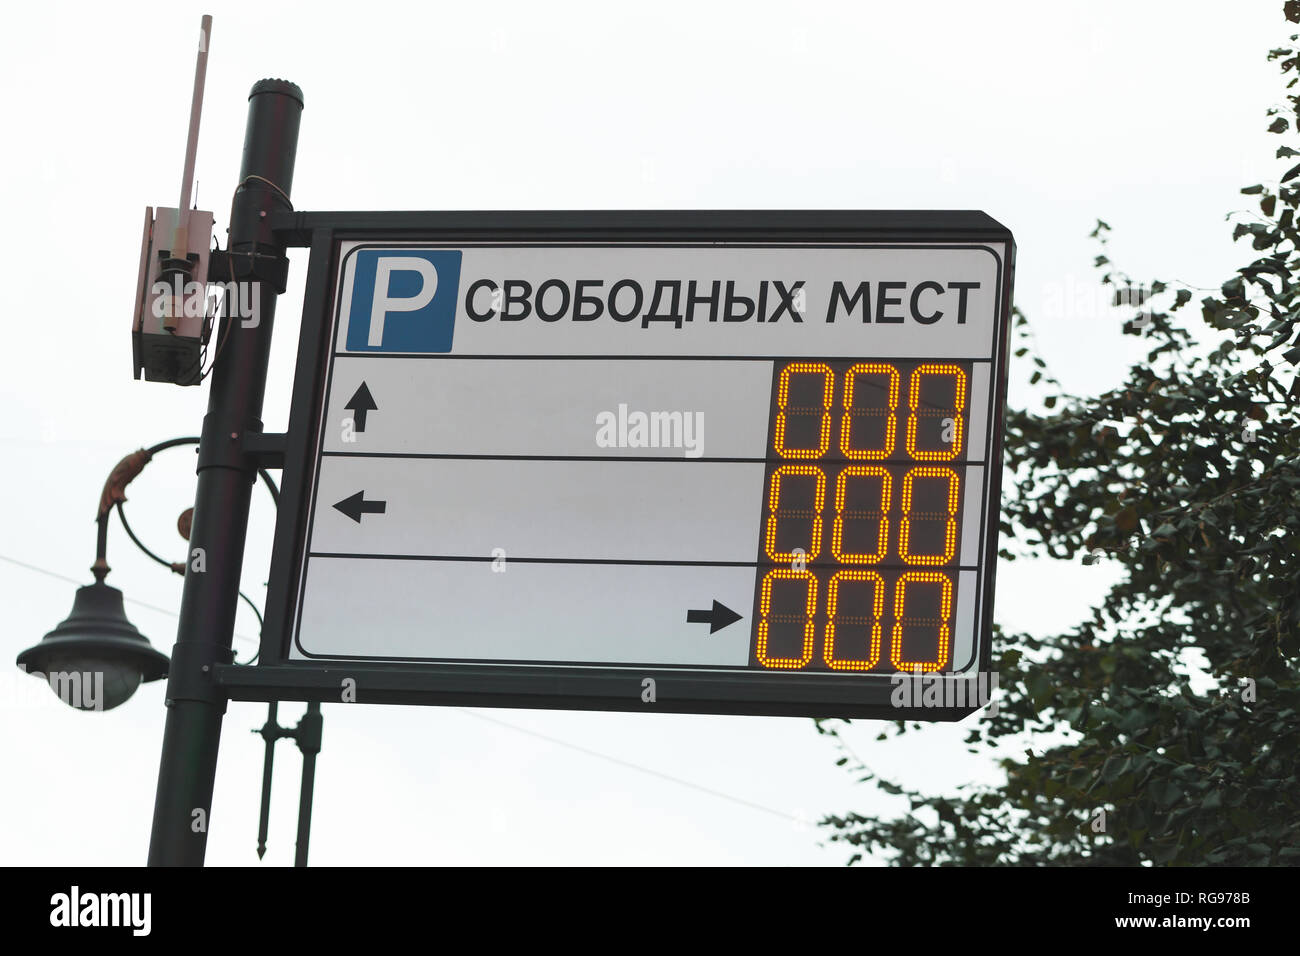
15 440 198 710
17 580 168 711
16 429 314 861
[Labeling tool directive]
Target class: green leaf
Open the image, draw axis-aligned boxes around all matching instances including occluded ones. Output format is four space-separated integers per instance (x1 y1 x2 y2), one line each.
1115 506 1139 533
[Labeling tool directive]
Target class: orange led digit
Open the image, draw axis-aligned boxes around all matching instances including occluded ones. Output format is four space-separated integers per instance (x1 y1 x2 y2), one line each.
756 569 818 669
823 570 884 671
764 464 826 562
775 362 834 458
889 571 954 673
899 466 960 565
840 363 899 459
905 364 967 461
831 466 890 564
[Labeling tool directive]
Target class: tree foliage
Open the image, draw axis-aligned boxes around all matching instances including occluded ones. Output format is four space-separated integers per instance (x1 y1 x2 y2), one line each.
818 5 1300 866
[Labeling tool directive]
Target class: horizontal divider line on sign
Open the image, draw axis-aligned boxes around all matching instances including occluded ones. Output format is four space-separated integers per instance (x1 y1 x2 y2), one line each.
329 353 999 363
306 552 981 570
276 655 929 675
322 452 769 463
318 452 989 465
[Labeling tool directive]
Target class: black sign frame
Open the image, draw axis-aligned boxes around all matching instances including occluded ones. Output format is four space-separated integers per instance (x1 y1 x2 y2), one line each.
213 210 1015 720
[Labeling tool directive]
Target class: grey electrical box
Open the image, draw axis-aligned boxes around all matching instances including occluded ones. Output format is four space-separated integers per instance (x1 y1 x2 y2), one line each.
132 205 214 385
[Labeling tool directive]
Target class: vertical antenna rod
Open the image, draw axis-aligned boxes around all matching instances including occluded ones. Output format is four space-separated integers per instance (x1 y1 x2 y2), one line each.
180 15 212 212
169 14 212 272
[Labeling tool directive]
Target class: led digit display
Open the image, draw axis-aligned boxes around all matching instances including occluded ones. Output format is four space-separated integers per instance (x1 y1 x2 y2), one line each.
906 364 967 461
841 363 899 459
889 571 955 673
831 466 891 564
774 362 835 458
824 570 885 671
764 464 827 562
750 359 972 675
756 569 819 669
899 466 960 566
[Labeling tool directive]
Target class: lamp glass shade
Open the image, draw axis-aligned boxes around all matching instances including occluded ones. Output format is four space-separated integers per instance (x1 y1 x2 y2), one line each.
15 582 169 711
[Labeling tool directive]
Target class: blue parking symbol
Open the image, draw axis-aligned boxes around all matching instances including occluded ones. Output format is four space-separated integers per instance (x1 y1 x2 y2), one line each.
344 249 462 353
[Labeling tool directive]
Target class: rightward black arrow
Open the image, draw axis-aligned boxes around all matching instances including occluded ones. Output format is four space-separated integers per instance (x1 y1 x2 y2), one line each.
333 490 387 523
344 382 378 432
686 600 743 634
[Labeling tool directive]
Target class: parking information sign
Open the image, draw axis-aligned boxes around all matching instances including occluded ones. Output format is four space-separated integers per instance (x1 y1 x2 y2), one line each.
254 212 1014 719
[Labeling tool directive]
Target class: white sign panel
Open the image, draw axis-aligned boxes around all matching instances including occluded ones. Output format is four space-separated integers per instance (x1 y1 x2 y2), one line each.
286 238 1009 692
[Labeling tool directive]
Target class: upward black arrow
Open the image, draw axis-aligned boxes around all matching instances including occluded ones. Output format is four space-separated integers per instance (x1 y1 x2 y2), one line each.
333 490 386 523
344 382 378 432
686 600 743 634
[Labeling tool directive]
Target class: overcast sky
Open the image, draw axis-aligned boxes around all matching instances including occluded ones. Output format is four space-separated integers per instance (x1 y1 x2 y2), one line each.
0 0 1288 865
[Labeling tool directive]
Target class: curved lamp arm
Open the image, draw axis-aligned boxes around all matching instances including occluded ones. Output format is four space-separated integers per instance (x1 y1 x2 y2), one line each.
93 438 199 582
91 436 278 664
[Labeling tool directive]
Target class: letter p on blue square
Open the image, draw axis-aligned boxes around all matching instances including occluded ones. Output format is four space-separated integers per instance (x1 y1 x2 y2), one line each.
345 249 462 352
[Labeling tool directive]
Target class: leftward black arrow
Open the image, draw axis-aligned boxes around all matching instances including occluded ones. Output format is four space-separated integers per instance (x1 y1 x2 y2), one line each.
333 490 387 523
344 382 378 432
686 600 743 634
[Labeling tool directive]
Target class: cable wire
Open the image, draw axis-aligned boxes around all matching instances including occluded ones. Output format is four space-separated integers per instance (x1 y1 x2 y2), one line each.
0 553 258 647
452 707 803 824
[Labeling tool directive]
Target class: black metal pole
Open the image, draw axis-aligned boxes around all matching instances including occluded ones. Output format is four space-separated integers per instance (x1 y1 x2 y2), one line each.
294 702 322 867
147 80 302 866
255 701 279 860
